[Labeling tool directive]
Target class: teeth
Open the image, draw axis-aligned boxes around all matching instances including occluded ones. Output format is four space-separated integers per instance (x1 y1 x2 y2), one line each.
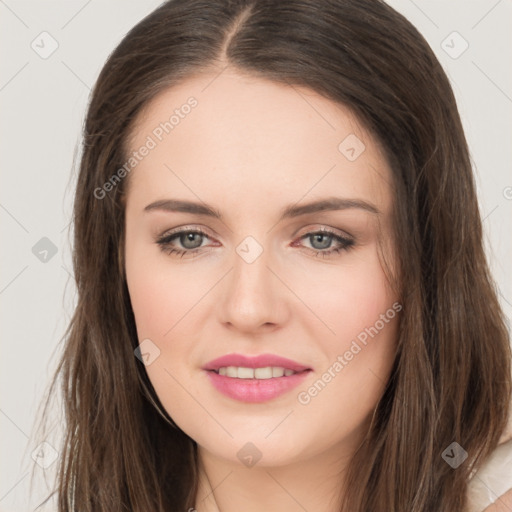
239 367 256 379
216 366 297 379
272 367 284 378
226 366 238 378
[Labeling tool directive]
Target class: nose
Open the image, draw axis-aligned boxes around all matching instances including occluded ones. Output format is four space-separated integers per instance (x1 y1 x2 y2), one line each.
218 241 289 333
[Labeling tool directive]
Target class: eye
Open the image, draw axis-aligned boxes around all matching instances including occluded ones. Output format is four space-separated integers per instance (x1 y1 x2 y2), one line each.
156 226 355 259
156 227 216 258
293 228 355 258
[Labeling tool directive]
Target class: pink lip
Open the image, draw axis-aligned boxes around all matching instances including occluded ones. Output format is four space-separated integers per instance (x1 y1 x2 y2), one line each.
202 353 311 372
202 353 312 403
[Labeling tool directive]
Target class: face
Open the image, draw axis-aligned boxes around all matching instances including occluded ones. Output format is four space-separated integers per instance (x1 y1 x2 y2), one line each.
123 68 400 469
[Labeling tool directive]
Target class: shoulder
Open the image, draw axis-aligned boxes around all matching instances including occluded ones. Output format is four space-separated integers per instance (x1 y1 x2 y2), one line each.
467 438 512 512
482 487 512 512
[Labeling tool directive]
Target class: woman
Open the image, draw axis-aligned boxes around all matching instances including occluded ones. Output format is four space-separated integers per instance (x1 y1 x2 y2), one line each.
35 0 512 510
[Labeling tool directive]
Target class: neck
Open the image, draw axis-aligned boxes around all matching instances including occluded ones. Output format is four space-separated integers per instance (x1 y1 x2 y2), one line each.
194 438 360 512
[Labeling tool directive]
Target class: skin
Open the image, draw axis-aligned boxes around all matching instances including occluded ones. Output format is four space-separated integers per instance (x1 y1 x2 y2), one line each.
484 489 512 512
124 67 400 512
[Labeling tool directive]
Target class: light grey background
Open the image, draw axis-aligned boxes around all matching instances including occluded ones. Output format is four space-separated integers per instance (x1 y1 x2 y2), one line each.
0 1 510 510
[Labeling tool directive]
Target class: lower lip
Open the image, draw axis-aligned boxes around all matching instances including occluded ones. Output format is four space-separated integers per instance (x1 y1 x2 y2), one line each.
204 370 311 403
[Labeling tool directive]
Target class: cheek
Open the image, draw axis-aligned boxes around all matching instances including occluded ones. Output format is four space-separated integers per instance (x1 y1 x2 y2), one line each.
125 250 206 420
303 251 397 350
299 250 399 408
125 245 208 340
295 265 399 439
127 275 182 339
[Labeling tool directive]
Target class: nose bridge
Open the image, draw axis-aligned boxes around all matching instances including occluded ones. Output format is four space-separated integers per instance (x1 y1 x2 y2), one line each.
219 234 286 330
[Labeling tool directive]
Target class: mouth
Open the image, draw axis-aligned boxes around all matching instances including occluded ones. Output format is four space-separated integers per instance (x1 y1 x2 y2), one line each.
202 353 312 403
208 366 309 379
203 352 312 374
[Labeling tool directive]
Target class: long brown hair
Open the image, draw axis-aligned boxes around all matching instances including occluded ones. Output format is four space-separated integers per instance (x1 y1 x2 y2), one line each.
34 0 511 510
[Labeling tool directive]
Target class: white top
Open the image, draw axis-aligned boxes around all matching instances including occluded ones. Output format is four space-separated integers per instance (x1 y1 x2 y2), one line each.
467 438 512 511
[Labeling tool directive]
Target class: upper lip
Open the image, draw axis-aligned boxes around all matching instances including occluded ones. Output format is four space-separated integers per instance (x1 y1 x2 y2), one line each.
202 353 312 372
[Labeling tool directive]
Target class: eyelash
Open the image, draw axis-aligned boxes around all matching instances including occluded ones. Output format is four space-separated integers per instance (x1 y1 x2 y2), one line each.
156 227 355 259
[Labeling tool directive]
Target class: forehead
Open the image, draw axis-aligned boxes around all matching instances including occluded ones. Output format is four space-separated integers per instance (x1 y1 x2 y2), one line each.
125 69 393 215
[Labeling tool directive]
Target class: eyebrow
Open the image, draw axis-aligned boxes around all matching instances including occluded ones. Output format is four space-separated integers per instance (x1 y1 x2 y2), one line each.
144 196 380 220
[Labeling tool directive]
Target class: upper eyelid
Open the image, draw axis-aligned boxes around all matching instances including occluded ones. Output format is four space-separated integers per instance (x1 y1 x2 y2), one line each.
157 226 352 250
298 226 349 236
158 225 213 238
158 225 351 240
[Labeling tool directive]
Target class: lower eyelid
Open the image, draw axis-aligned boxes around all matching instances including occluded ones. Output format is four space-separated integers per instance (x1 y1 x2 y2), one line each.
157 229 354 253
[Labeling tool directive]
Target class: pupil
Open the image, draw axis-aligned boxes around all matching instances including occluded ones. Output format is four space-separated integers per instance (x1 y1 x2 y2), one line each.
182 233 202 249
311 234 331 250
